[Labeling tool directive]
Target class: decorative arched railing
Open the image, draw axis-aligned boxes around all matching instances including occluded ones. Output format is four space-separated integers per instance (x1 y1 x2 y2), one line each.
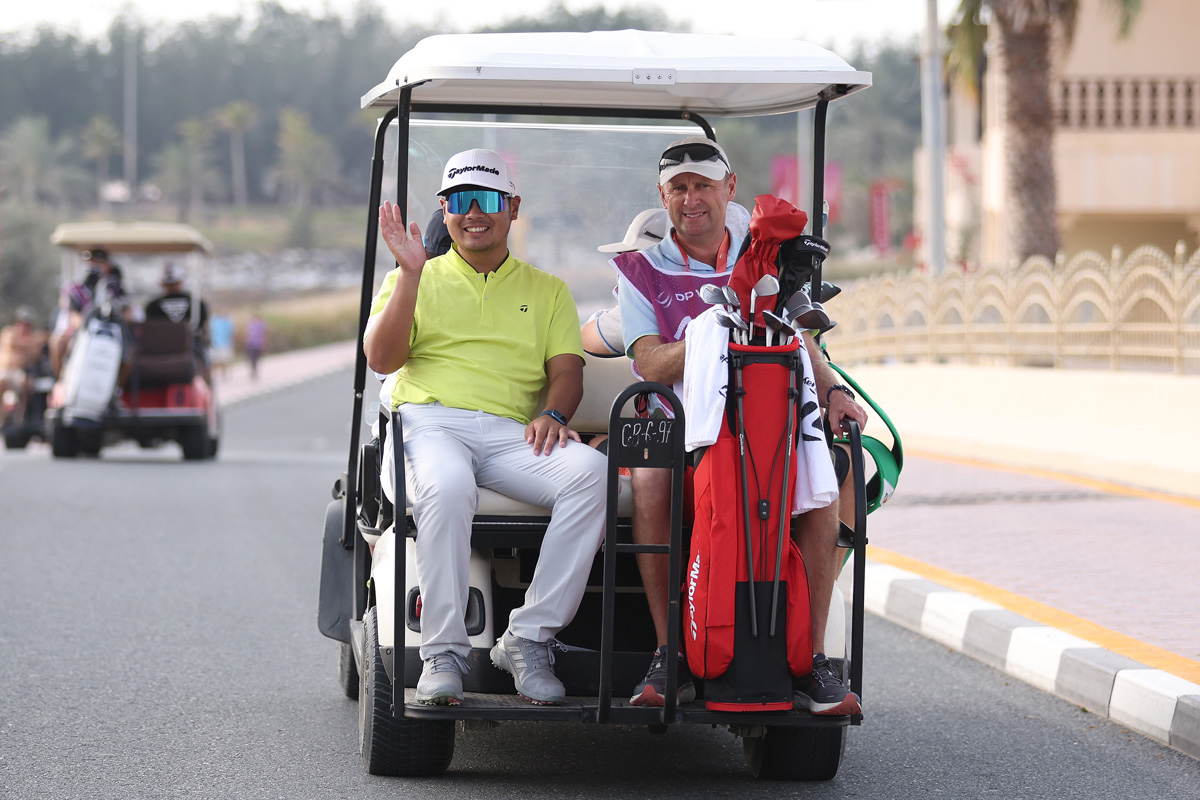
826 244 1200 374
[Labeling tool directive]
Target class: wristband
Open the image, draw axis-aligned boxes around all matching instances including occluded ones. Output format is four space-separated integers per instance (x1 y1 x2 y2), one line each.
825 384 855 408
539 409 568 426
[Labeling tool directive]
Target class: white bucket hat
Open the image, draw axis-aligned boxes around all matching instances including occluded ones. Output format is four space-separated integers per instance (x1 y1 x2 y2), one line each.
597 208 670 253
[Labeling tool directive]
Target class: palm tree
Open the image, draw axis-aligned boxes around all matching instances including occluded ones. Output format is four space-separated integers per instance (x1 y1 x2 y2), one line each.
81 115 122 210
272 109 341 248
947 0 1142 262
149 120 222 223
213 100 259 208
177 116 223 220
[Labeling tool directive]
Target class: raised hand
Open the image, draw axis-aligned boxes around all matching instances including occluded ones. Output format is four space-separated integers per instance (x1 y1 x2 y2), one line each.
379 201 427 273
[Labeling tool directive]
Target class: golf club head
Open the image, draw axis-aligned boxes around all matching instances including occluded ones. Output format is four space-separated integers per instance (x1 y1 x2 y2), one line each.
815 319 837 336
782 290 812 322
699 283 726 306
761 310 786 347
721 284 741 310
820 280 842 303
794 302 831 331
714 307 749 344
752 273 781 299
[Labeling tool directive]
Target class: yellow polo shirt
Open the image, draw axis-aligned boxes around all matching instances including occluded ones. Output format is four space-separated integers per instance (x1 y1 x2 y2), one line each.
367 246 584 424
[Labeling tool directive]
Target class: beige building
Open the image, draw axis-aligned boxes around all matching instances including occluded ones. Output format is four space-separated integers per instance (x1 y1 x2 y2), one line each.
922 0 1200 268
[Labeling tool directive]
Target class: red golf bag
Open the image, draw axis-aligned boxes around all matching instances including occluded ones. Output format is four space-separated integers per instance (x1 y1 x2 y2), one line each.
685 340 813 711
684 194 821 711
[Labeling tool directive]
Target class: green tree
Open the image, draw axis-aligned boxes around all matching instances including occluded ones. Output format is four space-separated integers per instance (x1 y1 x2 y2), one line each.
947 0 1142 261
0 203 58 322
213 100 259 208
149 119 221 222
80 114 122 210
272 109 340 248
0 116 82 209
480 1 681 33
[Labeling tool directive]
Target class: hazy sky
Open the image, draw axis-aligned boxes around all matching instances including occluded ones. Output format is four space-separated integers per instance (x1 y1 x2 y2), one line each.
3 0 955 54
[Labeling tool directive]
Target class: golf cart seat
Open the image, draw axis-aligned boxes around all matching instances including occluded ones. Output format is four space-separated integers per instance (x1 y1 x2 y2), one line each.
358 355 637 547
133 319 197 386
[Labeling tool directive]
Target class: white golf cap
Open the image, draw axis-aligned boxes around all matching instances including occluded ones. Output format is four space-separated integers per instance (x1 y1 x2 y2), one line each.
438 148 517 196
161 262 186 284
658 136 732 185
597 208 670 253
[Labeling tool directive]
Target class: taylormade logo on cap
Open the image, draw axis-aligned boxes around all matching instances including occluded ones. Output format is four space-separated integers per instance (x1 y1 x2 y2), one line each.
439 148 516 196
447 164 500 180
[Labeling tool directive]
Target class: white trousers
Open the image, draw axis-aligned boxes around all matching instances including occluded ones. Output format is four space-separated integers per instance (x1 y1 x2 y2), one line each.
381 403 607 660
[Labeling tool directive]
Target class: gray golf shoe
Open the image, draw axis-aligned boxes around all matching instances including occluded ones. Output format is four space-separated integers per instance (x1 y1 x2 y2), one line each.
490 630 566 705
414 651 469 705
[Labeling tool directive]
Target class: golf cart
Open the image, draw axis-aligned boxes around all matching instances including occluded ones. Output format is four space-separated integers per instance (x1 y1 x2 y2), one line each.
318 30 887 781
46 221 220 460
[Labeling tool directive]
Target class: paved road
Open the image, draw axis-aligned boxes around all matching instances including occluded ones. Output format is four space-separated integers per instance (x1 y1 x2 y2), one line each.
2 368 1198 798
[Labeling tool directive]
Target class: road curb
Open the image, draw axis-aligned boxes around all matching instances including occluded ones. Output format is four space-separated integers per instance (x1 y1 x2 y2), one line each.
858 560 1200 761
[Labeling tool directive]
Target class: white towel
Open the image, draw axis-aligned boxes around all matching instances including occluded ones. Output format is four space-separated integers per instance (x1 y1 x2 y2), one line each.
682 307 730 451
682 311 837 512
793 344 839 512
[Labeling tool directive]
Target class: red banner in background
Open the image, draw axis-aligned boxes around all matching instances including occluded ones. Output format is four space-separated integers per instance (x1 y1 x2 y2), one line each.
869 181 892 253
770 155 802 208
769 156 841 225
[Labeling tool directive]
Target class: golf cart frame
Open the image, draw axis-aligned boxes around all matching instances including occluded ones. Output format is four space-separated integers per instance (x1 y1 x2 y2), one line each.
320 30 873 780
46 222 220 460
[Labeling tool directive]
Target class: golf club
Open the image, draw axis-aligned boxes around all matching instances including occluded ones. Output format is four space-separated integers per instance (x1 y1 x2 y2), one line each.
762 310 787 348
714 307 748 345
749 274 780 342
699 283 726 307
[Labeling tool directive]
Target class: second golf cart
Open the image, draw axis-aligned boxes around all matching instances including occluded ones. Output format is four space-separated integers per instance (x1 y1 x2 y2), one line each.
46 221 221 460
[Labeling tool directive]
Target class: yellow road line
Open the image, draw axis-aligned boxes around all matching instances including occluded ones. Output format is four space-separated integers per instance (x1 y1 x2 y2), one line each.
907 449 1200 510
869 546 1200 686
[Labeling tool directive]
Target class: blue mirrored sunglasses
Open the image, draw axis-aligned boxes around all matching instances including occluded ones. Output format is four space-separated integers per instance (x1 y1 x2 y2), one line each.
444 189 509 215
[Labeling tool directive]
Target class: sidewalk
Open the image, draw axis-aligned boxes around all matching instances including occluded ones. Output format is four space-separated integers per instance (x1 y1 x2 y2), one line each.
214 341 357 406
214 348 1200 760
843 363 1200 760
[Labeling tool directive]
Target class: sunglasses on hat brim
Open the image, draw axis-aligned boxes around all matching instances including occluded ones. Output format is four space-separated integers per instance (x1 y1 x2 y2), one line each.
443 189 510 215
659 143 730 172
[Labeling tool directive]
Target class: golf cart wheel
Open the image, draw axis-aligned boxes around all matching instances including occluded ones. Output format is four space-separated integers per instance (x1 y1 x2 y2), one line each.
180 423 209 460
743 725 845 781
51 422 78 458
338 640 359 700
4 430 30 450
360 607 454 776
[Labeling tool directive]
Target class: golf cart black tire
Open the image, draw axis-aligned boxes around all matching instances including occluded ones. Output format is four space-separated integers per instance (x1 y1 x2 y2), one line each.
180 423 209 460
360 607 455 776
338 640 359 700
51 422 78 458
743 725 845 781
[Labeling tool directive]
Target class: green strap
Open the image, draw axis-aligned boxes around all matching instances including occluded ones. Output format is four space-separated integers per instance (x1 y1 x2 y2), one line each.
828 361 904 515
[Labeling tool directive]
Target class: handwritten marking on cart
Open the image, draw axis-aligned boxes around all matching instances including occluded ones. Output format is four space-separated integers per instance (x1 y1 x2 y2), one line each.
620 419 674 448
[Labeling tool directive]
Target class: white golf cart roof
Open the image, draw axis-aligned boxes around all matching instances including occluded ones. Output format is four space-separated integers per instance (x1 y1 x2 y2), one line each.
362 30 871 116
50 221 213 255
